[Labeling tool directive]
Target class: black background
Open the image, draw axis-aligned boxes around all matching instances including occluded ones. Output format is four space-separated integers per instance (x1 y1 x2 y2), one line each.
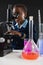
0 0 43 23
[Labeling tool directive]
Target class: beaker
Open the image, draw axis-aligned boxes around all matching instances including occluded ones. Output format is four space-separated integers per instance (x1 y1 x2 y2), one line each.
37 24 43 55
37 10 43 55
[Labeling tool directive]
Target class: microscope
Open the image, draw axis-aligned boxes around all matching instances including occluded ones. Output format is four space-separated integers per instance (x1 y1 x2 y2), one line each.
0 5 12 57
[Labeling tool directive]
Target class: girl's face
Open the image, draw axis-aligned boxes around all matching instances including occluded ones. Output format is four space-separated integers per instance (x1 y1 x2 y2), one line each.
12 7 25 24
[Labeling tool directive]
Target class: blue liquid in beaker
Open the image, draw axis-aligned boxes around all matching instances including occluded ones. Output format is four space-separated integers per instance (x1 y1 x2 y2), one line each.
38 39 43 55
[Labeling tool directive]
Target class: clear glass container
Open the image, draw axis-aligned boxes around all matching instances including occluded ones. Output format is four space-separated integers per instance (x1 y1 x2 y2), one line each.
37 10 43 55
22 16 39 60
37 24 43 55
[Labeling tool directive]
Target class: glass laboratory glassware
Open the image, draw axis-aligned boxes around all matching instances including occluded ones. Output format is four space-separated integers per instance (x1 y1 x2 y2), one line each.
22 16 39 60
24 38 28 46
37 10 43 55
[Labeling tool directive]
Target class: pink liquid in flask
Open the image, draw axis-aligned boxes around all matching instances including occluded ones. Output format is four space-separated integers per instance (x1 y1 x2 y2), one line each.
22 40 39 60
22 16 39 60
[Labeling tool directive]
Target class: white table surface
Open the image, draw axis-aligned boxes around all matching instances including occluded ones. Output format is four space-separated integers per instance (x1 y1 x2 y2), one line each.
0 50 43 65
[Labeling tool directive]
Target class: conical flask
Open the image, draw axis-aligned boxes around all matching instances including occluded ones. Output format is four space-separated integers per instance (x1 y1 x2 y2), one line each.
22 16 39 60
37 10 43 55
